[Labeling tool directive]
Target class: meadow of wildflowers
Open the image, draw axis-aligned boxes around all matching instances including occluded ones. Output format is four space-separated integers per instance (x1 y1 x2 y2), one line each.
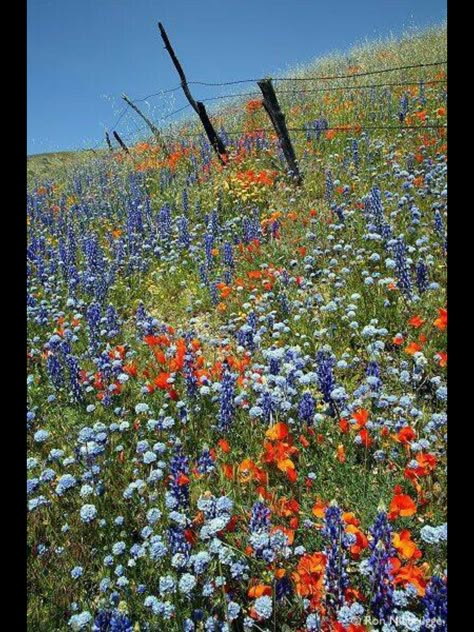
27 25 447 631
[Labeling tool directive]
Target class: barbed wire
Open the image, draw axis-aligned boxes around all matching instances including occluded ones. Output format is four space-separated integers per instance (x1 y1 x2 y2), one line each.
181 60 447 88
97 60 447 151
118 123 447 143
125 61 447 105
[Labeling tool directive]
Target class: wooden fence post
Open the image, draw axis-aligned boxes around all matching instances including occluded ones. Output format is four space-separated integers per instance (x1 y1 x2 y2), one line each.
105 132 113 152
257 78 302 184
157 22 227 164
113 131 130 155
122 94 170 157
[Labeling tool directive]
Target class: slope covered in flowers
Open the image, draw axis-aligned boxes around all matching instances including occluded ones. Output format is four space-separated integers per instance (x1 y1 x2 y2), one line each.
27 25 447 632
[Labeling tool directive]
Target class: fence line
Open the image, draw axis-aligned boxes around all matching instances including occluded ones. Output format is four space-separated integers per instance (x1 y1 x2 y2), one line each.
126 61 447 105
116 123 446 144
112 76 448 143
177 60 447 88
90 59 447 154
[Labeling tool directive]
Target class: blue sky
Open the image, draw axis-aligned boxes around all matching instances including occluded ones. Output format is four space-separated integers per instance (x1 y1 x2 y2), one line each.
27 0 446 155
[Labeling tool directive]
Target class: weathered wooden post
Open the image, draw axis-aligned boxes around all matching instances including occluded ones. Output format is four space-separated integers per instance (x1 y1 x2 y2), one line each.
157 22 227 164
113 131 130 155
122 94 169 157
258 78 302 184
105 132 113 152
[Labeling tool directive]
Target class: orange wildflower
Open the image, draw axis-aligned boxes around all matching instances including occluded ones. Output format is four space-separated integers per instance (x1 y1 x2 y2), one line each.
217 438 230 453
352 408 369 429
312 498 328 519
336 444 346 463
262 435 298 482
397 426 416 445
246 99 263 114
248 583 272 598
292 552 326 604
339 418 350 433
409 315 425 328
393 530 422 561
154 372 171 389
389 486 417 519
221 463 234 480
393 563 428 596
346 524 369 558
433 308 447 330
405 342 422 355
265 422 289 441
436 351 447 367
238 459 268 485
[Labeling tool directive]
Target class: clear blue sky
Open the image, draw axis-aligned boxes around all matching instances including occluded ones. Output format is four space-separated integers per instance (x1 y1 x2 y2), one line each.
27 0 446 155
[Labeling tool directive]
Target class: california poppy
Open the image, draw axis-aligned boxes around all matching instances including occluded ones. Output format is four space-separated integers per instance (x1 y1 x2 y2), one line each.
393 530 422 561
389 486 417 519
433 308 447 331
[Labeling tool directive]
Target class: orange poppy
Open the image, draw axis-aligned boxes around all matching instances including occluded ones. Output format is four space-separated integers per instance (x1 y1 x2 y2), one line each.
312 498 328 519
405 342 422 355
346 524 369 558
247 584 272 598
292 552 326 603
433 308 447 330
393 563 428 596
238 459 268 485
262 436 298 482
389 486 417 519
265 422 289 441
393 530 422 561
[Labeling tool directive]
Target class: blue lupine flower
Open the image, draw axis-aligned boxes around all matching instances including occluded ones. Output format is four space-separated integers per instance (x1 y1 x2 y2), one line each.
421 576 447 631
298 391 316 424
217 364 236 432
322 504 350 613
367 510 395 622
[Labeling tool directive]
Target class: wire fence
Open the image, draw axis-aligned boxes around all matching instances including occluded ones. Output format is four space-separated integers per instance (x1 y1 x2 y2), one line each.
90 59 447 152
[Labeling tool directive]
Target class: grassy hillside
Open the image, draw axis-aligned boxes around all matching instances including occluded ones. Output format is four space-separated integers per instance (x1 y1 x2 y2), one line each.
27 24 447 631
27 150 101 184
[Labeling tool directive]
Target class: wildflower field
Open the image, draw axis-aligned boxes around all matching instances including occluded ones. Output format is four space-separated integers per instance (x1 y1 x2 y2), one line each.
27 25 447 632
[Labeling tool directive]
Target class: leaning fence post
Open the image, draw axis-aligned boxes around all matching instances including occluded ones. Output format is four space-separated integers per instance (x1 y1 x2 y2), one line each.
157 21 227 165
257 78 302 184
105 132 113 152
122 94 170 157
113 131 130 155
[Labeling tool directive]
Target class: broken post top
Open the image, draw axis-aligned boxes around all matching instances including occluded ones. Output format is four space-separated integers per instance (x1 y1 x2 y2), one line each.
158 21 227 164
158 22 198 115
